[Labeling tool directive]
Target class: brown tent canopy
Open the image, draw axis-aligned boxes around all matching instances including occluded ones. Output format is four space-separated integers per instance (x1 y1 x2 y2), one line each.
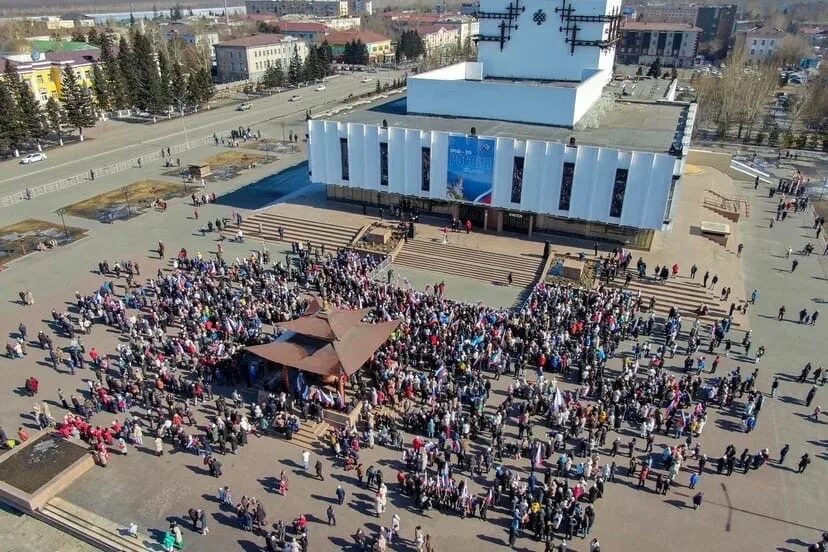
246 299 400 378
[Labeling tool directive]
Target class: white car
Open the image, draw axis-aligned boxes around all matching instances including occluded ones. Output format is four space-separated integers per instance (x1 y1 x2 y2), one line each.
21 152 47 164
315 85 326 91
289 95 301 102
361 77 373 83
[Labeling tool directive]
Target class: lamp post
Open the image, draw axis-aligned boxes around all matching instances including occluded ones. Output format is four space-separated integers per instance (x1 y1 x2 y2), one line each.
176 97 191 150
56 208 69 240
123 186 132 216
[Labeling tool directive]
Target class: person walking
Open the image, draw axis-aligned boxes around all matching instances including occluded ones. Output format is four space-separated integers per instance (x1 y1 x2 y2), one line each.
778 305 786 321
302 450 310 471
791 259 799 272
737 243 744 257
688 472 700 489
315 459 324 480
692 492 704 510
336 484 346 505
797 453 811 473
805 385 817 407
326 504 336 526
779 444 790 465
771 376 779 397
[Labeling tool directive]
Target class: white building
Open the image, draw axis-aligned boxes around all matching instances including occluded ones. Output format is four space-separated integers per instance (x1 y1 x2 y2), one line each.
214 34 308 83
734 28 785 62
419 24 461 56
307 0 696 248
245 0 349 17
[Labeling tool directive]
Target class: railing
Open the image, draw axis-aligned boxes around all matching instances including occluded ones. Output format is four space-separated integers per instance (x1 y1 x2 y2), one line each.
370 254 393 280
0 134 215 209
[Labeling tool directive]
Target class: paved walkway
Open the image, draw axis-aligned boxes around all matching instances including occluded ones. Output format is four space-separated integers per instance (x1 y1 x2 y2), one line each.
0 504 94 552
0 154 825 551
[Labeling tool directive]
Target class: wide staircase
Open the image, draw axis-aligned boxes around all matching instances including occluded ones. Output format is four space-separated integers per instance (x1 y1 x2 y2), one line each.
35 496 153 552
223 213 360 252
394 239 544 289
287 420 330 452
604 271 742 330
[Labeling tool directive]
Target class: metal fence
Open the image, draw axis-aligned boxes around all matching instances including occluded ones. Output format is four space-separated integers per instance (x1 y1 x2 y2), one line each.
0 134 215 209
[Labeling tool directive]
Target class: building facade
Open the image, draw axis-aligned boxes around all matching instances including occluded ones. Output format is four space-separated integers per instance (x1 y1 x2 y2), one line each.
4 49 99 105
418 25 461 56
307 0 697 248
696 5 738 44
245 0 348 18
618 22 701 67
214 34 308 83
734 28 785 62
273 21 332 42
324 31 392 63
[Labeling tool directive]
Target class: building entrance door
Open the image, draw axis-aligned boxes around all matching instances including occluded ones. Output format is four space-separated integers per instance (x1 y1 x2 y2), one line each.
503 211 533 233
457 204 485 229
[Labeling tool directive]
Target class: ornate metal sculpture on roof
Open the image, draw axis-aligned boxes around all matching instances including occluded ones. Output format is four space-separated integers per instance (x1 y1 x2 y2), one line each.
474 0 526 50
555 0 623 55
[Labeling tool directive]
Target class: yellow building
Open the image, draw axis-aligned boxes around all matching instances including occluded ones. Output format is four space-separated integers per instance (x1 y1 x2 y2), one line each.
4 50 99 104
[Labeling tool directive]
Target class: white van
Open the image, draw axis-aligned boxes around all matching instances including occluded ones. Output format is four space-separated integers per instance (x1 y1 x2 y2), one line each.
237 102 252 111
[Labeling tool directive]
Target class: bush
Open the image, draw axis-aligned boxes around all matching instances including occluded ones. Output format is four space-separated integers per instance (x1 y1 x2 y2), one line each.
795 134 808 149
808 133 821 150
755 132 765 145
768 127 780 145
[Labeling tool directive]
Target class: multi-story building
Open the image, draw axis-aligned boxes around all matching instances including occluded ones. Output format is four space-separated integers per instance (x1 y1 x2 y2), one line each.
308 0 697 248
3 49 100 104
695 5 738 45
214 34 308 83
273 21 332 42
460 2 478 16
618 22 701 67
418 24 461 56
734 28 785 62
164 24 221 49
349 0 373 16
245 0 348 18
324 30 393 63
384 12 479 49
637 6 698 25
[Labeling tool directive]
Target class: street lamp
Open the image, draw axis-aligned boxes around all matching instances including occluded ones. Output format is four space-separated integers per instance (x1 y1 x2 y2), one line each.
123 186 132 216
56 208 69 240
175 96 191 150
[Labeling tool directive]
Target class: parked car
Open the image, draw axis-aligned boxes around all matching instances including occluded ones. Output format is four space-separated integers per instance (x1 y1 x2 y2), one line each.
20 152 47 164
237 102 252 111
289 95 301 102
315 85 326 91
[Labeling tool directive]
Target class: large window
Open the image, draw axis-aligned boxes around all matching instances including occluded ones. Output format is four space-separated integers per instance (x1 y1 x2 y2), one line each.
559 162 575 211
664 174 680 222
610 168 628 218
379 142 388 186
340 138 349 181
511 156 524 204
421 147 431 191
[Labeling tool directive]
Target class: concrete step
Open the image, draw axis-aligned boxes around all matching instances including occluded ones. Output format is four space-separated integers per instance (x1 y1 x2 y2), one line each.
394 251 537 287
403 239 543 273
37 498 151 552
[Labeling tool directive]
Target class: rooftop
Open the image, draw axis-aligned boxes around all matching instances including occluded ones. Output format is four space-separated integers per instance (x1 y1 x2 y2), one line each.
214 34 298 48
622 22 702 32
324 94 689 154
275 21 332 32
324 30 391 44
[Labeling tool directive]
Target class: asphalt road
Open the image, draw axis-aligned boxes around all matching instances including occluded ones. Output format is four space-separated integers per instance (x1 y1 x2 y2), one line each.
0 70 403 199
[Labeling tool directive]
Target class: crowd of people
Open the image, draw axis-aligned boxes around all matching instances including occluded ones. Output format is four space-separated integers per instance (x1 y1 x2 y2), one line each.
4 203 823 551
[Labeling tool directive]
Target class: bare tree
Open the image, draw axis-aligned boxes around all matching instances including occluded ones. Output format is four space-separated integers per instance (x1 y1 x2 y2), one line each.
774 35 812 67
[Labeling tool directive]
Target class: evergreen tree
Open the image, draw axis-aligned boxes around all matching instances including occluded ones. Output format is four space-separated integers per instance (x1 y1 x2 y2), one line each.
355 40 369 65
319 41 333 75
157 49 172 112
303 46 321 81
91 63 111 112
59 65 96 138
262 61 284 88
0 78 23 153
344 41 354 65
45 96 64 144
87 27 100 46
187 66 214 107
71 28 86 42
117 35 138 107
288 46 302 84
132 31 162 112
6 60 45 143
170 62 187 108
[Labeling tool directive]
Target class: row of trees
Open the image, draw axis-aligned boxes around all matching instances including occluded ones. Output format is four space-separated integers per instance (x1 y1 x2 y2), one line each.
90 30 214 116
694 52 828 142
342 39 370 66
395 30 425 63
260 42 334 89
0 62 95 153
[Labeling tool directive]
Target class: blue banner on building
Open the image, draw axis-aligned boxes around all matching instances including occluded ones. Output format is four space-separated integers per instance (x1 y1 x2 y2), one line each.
446 135 495 204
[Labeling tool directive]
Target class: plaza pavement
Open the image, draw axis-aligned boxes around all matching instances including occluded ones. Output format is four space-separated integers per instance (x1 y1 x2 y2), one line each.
0 152 825 551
